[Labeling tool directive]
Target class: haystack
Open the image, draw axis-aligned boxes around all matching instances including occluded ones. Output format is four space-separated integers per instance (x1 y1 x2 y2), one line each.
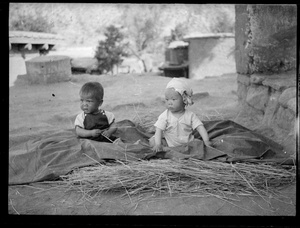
57 158 295 202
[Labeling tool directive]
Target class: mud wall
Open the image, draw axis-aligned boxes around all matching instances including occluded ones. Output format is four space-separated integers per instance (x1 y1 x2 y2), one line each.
25 55 71 84
235 5 297 153
185 34 235 80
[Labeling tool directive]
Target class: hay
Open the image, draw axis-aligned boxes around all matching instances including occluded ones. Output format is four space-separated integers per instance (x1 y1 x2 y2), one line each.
57 159 296 201
132 111 157 133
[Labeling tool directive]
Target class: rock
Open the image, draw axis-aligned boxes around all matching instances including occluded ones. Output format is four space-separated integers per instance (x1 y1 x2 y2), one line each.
262 91 280 126
274 106 295 131
278 87 296 108
236 82 248 103
262 71 296 91
237 73 250 86
280 135 296 156
287 97 296 114
246 85 269 111
237 102 264 124
250 74 267 85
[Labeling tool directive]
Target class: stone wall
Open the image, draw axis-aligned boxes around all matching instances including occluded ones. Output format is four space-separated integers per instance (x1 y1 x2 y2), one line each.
237 71 296 131
235 5 297 154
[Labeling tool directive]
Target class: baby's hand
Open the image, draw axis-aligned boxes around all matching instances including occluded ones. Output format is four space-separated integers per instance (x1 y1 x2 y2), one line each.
101 130 111 138
152 144 164 152
204 140 213 147
91 129 102 137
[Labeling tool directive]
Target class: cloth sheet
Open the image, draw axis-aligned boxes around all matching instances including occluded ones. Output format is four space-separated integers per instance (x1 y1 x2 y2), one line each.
9 119 294 185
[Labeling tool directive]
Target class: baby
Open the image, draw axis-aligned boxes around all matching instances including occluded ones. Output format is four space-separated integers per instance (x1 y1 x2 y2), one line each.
74 81 117 142
151 78 212 152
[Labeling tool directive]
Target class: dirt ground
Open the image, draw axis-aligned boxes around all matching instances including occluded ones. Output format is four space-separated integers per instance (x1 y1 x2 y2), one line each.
8 70 296 219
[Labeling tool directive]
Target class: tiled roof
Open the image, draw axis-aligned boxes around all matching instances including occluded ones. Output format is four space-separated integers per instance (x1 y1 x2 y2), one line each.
9 31 64 45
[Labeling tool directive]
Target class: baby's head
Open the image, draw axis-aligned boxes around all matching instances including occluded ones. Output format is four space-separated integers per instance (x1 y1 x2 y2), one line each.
165 78 194 111
165 87 186 113
79 82 104 114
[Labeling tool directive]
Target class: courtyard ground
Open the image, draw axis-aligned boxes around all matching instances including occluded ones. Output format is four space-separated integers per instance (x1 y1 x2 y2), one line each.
8 71 296 219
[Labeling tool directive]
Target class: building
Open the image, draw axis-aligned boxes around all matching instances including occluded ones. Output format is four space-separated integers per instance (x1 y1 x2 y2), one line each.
183 33 235 80
9 31 64 57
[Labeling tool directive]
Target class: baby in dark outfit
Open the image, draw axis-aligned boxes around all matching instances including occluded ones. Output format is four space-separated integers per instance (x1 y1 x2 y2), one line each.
74 81 117 142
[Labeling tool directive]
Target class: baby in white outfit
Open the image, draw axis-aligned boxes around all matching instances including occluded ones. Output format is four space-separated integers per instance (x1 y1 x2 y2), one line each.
150 78 212 152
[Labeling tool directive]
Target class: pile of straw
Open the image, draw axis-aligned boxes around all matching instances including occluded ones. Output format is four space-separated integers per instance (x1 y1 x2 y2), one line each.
58 158 296 200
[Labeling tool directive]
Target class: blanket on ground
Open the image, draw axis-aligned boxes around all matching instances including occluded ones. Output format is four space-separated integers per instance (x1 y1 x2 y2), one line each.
9 119 294 185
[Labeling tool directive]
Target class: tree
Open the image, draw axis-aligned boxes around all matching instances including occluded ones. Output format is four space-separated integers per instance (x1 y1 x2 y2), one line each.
10 14 54 33
168 22 190 45
94 25 128 74
121 5 163 72
209 11 235 33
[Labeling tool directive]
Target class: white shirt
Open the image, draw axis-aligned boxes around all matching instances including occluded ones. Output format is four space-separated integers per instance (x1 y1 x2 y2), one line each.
154 109 203 147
